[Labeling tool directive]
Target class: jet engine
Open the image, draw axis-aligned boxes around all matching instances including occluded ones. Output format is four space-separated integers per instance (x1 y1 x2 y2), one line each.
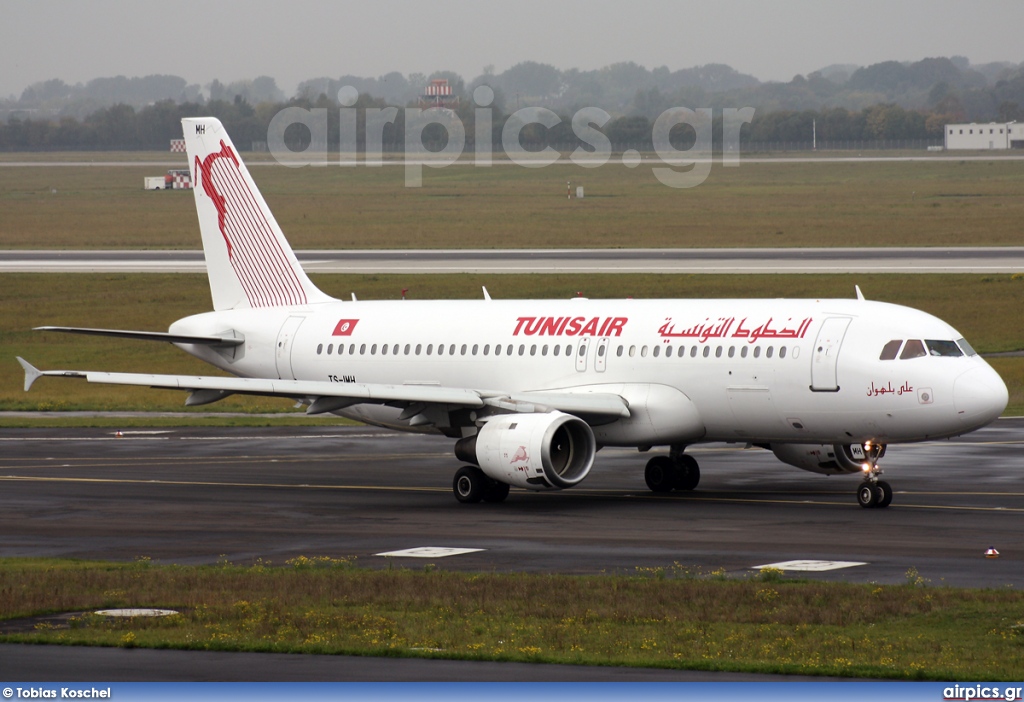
770 443 883 475
455 412 596 490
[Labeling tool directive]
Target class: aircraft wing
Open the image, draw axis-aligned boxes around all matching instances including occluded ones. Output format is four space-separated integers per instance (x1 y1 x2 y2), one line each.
16 358 631 421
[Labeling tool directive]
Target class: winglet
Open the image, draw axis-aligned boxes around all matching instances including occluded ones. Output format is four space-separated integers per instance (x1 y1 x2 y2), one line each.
855 285 866 301
17 357 43 392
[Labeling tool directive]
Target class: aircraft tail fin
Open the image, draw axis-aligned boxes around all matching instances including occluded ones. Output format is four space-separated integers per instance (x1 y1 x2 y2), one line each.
182 117 333 311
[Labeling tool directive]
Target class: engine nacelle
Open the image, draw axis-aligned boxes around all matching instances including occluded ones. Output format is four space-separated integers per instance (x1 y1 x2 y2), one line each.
770 443 883 475
455 412 596 490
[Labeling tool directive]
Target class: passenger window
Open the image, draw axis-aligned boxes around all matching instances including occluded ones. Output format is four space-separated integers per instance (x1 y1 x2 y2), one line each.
879 339 902 360
926 340 963 357
482 344 488 355
507 344 514 355
552 345 559 356
317 344 323 355
629 345 636 357
740 346 748 358
338 344 345 356
727 346 735 358
438 344 444 356
753 347 761 358
703 346 710 358
565 345 573 357
691 346 698 358
666 346 673 358
652 346 660 358
404 344 410 355
461 344 467 356
381 344 388 356
641 346 648 357
494 344 501 356
359 344 366 355
779 346 787 359
766 346 773 358
393 344 399 355
416 344 422 355
542 344 548 356
449 344 456 355
597 345 605 357
715 346 723 358
519 345 526 356
426 344 433 355
900 339 926 359
530 345 537 356
371 344 378 355
616 345 623 357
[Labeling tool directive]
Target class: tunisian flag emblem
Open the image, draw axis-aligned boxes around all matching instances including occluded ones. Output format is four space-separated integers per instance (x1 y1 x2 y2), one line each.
332 319 359 336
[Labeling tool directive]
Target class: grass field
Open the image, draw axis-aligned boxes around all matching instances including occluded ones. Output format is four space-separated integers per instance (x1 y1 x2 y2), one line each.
4 272 1024 416
1 157 1022 249
2 557 1022 680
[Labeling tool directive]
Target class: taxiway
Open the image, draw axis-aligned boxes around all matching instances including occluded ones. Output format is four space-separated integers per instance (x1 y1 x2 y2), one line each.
1 421 1021 587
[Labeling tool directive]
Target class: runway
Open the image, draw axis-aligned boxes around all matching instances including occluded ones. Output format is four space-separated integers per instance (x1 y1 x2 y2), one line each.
3 246 1024 274
1 420 1021 586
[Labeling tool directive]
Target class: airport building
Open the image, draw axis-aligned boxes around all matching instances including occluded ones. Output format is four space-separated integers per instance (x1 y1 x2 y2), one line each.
944 121 1022 149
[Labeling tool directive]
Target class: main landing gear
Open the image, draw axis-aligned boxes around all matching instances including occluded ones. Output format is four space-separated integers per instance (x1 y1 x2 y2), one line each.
453 465 510 504
644 448 700 493
856 442 892 509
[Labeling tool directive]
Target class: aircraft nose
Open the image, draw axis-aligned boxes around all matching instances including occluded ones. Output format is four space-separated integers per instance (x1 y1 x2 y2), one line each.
953 365 1008 428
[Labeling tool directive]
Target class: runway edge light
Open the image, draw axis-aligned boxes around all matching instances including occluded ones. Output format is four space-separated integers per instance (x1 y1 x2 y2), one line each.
985 547 1000 558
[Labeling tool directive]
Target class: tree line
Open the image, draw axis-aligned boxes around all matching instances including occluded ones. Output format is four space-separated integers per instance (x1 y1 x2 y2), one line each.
0 93 986 152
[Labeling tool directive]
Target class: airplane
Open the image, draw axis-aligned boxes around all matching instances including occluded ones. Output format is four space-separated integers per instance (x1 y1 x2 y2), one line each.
18 117 1009 508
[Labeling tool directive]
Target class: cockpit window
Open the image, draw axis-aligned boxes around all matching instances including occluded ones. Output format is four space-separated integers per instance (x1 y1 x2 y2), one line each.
957 338 978 356
879 339 902 360
899 339 927 359
926 340 964 357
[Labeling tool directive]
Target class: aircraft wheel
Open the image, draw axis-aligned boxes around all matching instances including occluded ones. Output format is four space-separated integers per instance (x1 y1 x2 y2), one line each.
857 482 878 508
673 454 700 491
453 465 485 503
644 456 676 493
482 479 511 503
874 480 893 508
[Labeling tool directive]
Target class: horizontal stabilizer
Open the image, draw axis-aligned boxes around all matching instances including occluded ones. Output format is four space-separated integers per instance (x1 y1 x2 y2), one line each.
34 326 244 347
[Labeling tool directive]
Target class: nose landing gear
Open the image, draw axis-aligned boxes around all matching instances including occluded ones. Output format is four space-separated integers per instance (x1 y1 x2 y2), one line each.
856 442 892 509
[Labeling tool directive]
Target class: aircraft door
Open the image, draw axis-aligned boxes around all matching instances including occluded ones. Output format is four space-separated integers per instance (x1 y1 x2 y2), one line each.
594 337 609 372
275 315 306 380
810 317 851 392
575 337 590 372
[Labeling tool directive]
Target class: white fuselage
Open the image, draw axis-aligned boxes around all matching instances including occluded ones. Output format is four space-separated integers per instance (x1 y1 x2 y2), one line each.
171 296 1007 448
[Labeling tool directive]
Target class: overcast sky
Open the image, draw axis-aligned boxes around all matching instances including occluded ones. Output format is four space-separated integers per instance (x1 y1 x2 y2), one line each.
3 0 1023 99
